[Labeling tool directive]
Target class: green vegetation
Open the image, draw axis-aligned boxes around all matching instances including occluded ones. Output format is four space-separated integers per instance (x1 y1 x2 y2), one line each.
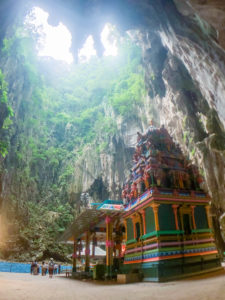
0 24 146 260
0 141 8 158
0 69 13 157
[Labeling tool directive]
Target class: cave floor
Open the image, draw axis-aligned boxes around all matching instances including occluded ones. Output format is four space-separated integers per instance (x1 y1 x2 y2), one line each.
0 269 225 300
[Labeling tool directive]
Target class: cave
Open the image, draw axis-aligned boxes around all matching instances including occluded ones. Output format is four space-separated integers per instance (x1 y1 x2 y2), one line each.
0 0 224 264
87 177 109 203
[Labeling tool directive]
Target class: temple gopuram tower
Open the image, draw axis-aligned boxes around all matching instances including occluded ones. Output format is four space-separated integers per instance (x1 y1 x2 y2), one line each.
121 122 221 281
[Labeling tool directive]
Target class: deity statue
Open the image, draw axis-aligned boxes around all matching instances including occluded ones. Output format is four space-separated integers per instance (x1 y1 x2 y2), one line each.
122 188 127 204
149 169 156 186
143 171 150 189
169 170 179 188
146 120 156 135
177 171 185 189
196 173 204 190
155 168 165 187
183 172 191 189
188 164 202 189
160 124 169 136
131 182 138 199
137 180 143 195
148 156 157 167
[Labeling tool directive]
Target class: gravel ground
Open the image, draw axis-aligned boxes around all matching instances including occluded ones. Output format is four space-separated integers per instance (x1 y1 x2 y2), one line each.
0 269 225 300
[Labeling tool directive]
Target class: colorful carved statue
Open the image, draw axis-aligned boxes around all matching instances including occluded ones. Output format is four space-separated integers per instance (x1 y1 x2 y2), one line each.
196 173 204 189
146 120 156 135
169 170 179 188
143 171 150 189
149 169 156 186
183 172 191 189
122 189 127 204
155 168 165 187
137 179 142 195
131 182 138 199
177 171 185 189
148 156 157 168
125 122 205 197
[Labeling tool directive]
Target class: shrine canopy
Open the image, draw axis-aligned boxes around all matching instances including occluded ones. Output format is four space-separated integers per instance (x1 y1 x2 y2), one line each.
60 200 124 243
67 245 106 258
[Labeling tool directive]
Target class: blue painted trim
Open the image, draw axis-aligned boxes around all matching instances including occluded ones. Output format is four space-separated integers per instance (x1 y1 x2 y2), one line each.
124 247 217 262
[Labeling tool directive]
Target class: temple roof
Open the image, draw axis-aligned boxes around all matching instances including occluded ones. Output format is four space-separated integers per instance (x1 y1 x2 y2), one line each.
121 124 205 205
67 245 106 257
60 204 123 242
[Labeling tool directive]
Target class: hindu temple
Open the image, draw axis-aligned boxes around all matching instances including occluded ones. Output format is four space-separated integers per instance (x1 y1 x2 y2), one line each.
61 123 221 282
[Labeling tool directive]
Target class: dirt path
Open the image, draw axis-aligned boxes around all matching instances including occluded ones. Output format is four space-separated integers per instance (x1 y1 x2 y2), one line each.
0 269 225 300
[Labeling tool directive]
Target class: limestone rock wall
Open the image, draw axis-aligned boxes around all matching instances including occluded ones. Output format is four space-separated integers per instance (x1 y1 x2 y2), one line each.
69 106 152 205
137 0 225 249
189 0 225 50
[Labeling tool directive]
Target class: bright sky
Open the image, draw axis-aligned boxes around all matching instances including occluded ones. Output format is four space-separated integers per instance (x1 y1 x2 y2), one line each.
25 7 73 64
25 7 118 64
101 24 118 57
78 36 97 62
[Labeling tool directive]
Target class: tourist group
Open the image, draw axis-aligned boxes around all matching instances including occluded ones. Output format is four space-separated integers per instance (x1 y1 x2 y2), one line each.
30 258 61 278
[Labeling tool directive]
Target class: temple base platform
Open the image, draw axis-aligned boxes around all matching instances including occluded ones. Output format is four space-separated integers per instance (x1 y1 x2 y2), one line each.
121 254 222 282
117 273 142 284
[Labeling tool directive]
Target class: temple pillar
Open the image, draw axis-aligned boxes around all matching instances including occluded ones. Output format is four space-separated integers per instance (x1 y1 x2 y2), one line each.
152 203 160 231
105 216 114 278
85 231 90 272
205 205 213 229
72 239 77 272
78 239 82 258
92 233 96 258
140 210 146 235
191 206 197 230
172 205 179 230
115 221 122 258
124 220 128 241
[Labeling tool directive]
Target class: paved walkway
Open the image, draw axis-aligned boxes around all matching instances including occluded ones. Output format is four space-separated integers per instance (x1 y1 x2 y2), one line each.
0 269 225 300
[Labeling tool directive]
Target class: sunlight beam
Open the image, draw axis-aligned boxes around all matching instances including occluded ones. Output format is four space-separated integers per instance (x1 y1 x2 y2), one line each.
101 24 118 57
25 7 73 64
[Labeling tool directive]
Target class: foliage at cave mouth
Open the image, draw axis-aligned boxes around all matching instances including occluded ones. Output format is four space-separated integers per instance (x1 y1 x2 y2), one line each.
0 13 146 261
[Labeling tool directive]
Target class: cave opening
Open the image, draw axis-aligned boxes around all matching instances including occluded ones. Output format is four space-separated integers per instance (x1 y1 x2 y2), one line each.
25 6 74 64
24 6 119 64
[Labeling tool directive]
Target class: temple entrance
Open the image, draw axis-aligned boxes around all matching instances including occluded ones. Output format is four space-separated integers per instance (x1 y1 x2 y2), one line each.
182 214 192 235
135 222 141 240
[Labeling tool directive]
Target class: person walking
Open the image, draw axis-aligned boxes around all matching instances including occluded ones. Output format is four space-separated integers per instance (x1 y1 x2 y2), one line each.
44 262 48 275
37 262 40 275
33 260 38 275
48 258 54 278
41 262 46 276
54 263 58 275
30 261 35 275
